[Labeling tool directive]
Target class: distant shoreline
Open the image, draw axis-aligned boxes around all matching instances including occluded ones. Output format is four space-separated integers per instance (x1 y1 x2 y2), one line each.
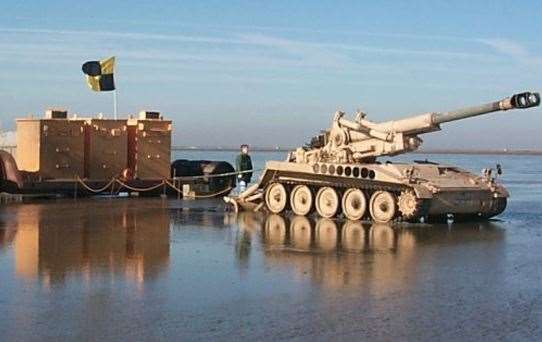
2 145 540 156
171 147 542 156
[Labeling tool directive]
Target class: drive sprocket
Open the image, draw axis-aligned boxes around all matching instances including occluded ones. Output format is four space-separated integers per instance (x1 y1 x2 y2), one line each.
398 190 421 220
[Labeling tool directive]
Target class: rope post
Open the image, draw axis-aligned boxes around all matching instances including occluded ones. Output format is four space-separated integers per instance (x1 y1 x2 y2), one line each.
73 177 78 200
177 180 181 199
174 169 180 200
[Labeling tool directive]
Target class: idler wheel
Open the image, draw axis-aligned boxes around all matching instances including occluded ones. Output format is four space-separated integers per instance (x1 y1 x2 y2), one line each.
290 185 313 216
341 188 367 221
315 187 340 218
265 183 288 213
397 190 421 220
369 191 397 223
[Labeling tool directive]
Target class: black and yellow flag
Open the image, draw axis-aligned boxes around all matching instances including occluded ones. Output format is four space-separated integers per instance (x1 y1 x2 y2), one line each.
82 56 115 91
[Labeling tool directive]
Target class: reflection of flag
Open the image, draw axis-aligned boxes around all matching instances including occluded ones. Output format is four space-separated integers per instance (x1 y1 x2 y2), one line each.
82 56 115 91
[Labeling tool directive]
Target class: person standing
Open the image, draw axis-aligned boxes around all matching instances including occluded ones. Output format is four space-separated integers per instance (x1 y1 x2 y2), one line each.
235 144 253 192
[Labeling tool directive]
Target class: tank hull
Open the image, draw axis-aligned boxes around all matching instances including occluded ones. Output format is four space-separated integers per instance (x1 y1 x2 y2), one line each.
227 160 508 223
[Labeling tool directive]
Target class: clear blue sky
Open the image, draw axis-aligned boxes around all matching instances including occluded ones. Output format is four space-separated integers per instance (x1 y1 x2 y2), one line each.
1 0 541 148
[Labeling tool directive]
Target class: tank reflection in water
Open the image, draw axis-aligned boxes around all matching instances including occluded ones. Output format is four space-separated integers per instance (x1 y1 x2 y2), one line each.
236 212 505 292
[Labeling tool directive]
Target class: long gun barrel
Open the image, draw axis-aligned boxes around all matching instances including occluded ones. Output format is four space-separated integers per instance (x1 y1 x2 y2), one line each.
346 91 540 136
303 90 540 162
433 91 540 125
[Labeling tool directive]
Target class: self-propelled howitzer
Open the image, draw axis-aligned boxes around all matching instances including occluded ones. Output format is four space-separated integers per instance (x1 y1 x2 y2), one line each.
225 91 540 223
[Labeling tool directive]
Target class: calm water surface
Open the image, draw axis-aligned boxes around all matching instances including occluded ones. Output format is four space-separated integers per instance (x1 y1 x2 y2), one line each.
0 153 541 341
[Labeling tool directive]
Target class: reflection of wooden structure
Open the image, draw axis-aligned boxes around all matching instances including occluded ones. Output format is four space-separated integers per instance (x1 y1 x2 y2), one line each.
7 200 170 283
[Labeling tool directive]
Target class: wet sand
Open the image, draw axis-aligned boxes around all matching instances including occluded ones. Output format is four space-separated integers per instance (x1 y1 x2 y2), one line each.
0 146 541 341
0 195 541 341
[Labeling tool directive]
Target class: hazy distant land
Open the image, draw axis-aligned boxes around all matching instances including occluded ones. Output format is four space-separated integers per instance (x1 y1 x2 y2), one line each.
171 146 542 155
1 144 541 156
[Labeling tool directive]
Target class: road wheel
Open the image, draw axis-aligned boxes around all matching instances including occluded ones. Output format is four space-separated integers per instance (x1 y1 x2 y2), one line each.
265 183 288 213
369 191 397 223
315 187 340 218
290 185 313 216
341 188 367 220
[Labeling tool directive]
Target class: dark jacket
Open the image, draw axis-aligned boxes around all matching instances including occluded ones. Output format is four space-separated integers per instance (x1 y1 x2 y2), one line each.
235 153 253 183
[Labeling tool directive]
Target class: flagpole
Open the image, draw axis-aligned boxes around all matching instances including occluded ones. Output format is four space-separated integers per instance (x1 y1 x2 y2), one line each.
113 56 118 119
113 89 118 120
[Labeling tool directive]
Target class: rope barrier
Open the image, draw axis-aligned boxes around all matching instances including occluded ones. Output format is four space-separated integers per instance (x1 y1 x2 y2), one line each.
76 176 116 193
115 179 165 192
73 168 258 197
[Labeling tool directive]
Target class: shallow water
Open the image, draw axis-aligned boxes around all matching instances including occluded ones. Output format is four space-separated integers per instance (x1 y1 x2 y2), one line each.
0 153 541 341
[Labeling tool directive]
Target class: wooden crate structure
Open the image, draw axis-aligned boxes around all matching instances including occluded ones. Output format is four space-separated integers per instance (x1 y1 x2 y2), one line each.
127 113 171 180
85 119 128 180
16 118 86 180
